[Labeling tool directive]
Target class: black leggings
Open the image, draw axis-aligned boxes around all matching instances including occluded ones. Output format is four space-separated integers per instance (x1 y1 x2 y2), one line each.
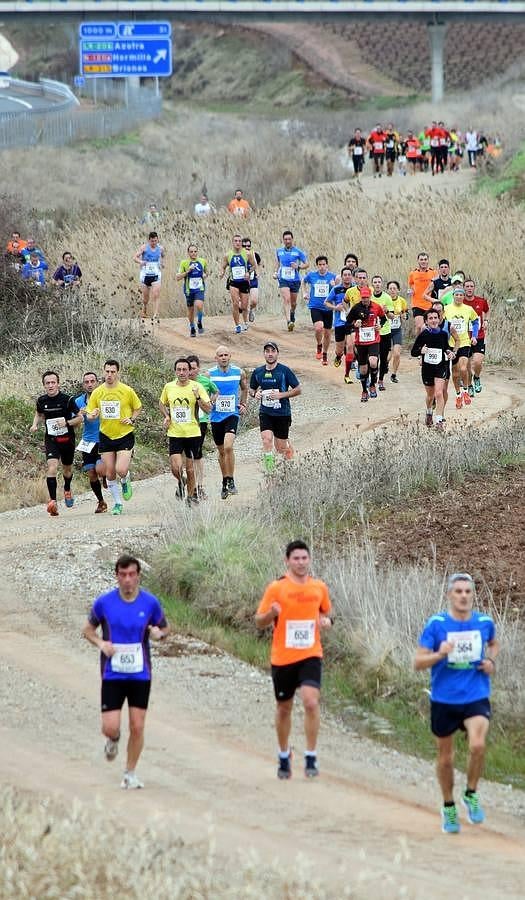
379 334 392 380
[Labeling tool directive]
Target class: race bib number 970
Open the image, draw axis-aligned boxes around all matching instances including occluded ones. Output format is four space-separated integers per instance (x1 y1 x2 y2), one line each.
216 394 236 414
285 619 316 649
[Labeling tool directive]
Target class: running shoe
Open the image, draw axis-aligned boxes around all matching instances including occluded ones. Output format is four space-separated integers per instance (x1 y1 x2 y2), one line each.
197 486 208 500
284 443 294 460
322 358 328 367
220 484 229 500
287 321 294 332
378 381 386 392
227 478 238 495
235 325 242 334
369 386 378 399
474 376 482 393
197 320 204 333
344 375 352 384
121 480 133 501
242 323 249 332
425 412 433 427
47 499 59 517
249 309 255 323
390 373 399 383
190 326 197 338
360 391 369 403
277 754 292 780
95 500 108 514
463 391 472 406
435 419 446 431
455 394 463 409
304 755 319 778
121 772 144 790
462 791 485 824
468 384 475 398
104 737 119 762
175 479 185 500
112 503 123 516
64 490 74 508
186 493 199 507
315 349 322 361
441 804 461 834
334 356 342 368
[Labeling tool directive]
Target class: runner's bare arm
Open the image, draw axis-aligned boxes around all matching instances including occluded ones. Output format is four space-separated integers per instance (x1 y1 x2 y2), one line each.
255 603 281 629
422 280 436 304
82 620 115 657
149 623 170 640
159 401 171 429
478 638 500 674
29 411 44 432
414 643 453 670
239 371 249 410
133 245 146 265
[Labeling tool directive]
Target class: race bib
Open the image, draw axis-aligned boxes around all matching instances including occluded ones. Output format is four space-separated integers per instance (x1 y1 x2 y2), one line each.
391 315 401 329
111 643 144 674
231 265 246 280
188 277 203 290
431 138 439 147
386 140 394 149
100 400 121 420
424 348 442 365
145 262 159 274
373 141 383 151
76 439 96 453
46 417 68 437
216 394 236 414
338 309 347 322
313 282 329 298
447 630 482 665
285 619 316 649
64 273 74 284
451 318 466 334
261 390 281 410
353 145 363 155
280 265 296 281
359 326 376 343
171 405 192 424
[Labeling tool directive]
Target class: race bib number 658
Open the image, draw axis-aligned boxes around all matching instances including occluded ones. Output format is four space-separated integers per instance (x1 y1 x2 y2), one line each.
285 619 315 649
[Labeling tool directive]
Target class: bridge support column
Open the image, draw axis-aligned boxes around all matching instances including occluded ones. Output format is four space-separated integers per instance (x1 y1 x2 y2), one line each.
428 23 447 105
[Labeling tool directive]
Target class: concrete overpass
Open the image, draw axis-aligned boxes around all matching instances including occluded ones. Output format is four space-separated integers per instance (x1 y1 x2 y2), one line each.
1 2 524 102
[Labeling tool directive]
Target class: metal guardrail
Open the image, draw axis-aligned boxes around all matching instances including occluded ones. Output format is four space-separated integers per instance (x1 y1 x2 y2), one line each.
0 76 80 119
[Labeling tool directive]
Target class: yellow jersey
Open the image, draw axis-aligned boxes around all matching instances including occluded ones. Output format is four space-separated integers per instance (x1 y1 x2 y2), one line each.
87 382 142 440
390 295 408 329
344 285 363 308
444 303 478 349
159 379 209 438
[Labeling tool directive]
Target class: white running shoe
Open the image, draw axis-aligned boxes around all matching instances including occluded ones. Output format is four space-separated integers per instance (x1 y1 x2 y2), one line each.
121 772 144 790
104 737 119 762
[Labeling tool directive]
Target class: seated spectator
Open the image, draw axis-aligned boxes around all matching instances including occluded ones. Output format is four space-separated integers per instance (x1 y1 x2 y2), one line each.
22 252 48 286
20 236 45 263
53 252 82 288
227 189 251 218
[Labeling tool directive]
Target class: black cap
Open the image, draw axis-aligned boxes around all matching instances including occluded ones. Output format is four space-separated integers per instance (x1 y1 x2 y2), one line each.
264 341 279 352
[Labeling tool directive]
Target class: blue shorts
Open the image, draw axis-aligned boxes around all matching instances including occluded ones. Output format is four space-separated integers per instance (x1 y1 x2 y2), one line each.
82 443 102 471
278 279 301 293
186 290 205 307
391 327 403 346
250 277 259 289
431 698 491 738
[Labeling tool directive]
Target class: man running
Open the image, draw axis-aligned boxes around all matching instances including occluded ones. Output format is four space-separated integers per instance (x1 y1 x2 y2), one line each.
249 342 301 473
411 308 456 429
367 123 387 177
255 540 332 780
134 231 164 324
443 286 479 409
73 372 107 514
176 244 208 337
345 287 386 402
187 355 218 500
424 258 452 304
208 346 248 499
371 274 394 391
414 572 499 833
86 360 142 515
384 123 399 177
408 252 437 335
347 128 366 177
159 357 211 505
83 554 170 790
386 280 408 383
344 268 372 383
242 237 262 324
30 370 80 517
220 234 257 334
303 255 337 365
275 230 308 332
324 266 354 377
464 278 489 395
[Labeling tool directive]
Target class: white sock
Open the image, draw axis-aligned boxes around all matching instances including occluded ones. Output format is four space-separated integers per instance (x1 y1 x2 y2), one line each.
278 749 290 759
120 472 130 485
107 479 122 504
304 750 317 758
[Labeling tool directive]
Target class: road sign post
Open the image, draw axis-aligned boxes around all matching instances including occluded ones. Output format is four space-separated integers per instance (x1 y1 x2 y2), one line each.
79 21 172 79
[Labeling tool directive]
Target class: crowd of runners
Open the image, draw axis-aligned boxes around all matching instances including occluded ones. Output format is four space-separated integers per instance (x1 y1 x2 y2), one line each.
347 122 502 177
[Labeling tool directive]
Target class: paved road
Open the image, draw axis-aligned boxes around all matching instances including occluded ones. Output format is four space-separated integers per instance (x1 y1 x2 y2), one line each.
0 83 58 114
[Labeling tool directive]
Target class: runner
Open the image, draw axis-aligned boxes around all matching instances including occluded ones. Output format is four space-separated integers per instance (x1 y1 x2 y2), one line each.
52 252 82 289
274 230 308 332
255 540 332 780
249 342 301 473
19 236 45 263
73 372 107 514
405 131 421 175
408 252 437 335
187 354 218 500
133 231 165 324
410 308 456 429
303 255 337 366
438 122 451 172
371 274 394 391
384 123 399 177
426 121 443 176
414 572 499 833
345 286 386 402
419 128 430 172
21 251 48 287
242 237 262 323
227 189 251 218
208 346 248 499
464 279 489 396
347 128 366 177
159 357 211 506
83 554 170 790
465 128 479 168
194 193 214 217
440 272 466 307
344 269 372 383
424 258 452 304
367 123 387 177
30 370 80 517
86 360 142 515
324 267 354 376
176 243 208 337
220 234 257 334
6 230 27 270
443 287 479 409
386 280 408 383
343 253 359 277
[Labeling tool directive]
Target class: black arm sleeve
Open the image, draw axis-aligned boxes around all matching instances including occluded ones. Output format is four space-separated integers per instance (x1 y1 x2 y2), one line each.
410 333 425 357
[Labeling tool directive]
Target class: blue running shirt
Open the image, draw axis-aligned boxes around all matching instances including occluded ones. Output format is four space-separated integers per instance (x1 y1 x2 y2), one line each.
419 610 496 704
208 365 242 421
304 270 337 310
89 588 167 681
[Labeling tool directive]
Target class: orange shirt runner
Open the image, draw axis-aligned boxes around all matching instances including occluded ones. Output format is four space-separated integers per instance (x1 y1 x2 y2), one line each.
227 198 251 217
408 267 436 312
257 575 331 666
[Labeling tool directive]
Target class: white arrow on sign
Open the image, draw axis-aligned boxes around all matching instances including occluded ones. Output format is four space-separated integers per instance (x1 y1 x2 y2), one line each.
153 49 167 64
